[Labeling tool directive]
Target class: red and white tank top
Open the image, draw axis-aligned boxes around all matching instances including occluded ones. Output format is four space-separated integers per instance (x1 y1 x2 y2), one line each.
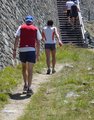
43 26 56 44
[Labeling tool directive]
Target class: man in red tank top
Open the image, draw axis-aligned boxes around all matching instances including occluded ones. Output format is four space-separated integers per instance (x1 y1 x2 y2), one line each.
13 15 42 95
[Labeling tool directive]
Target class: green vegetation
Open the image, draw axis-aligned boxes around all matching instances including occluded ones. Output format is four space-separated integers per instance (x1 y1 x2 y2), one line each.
34 52 46 73
0 65 22 108
17 45 94 120
0 46 63 109
1 44 94 119
85 21 94 37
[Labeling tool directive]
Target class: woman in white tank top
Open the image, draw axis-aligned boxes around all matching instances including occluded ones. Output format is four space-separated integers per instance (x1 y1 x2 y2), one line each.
42 20 62 74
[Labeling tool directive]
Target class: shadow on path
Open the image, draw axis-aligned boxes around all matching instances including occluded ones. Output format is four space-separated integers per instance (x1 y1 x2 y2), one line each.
9 93 32 100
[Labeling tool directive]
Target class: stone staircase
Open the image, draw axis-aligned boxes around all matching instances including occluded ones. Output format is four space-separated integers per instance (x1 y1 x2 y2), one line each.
57 0 84 46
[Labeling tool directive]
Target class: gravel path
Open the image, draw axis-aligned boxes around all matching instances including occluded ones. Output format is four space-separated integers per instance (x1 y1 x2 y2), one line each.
0 64 63 120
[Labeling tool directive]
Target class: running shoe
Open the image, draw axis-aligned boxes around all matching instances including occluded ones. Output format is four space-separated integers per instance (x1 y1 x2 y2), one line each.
27 88 33 96
52 69 56 74
46 69 51 74
23 85 28 94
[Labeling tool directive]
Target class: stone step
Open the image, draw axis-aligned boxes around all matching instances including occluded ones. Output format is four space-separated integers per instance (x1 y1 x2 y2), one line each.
62 41 83 45
61 35 82 38
62 40 83 43
61 33 82 36
60 27 81 30
56 0 83 45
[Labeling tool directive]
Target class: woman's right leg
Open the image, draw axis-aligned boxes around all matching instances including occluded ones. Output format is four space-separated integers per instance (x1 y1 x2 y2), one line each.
51 49 56 73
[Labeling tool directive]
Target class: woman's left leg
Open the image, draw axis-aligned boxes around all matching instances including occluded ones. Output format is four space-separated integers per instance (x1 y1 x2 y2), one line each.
51 49 56 73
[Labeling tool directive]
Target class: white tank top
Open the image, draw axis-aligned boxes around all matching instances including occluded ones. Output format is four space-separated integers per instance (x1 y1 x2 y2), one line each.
43 26 56 44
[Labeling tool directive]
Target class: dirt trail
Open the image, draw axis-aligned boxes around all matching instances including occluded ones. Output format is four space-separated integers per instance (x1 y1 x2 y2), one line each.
0 64 63 120
88 48 94 52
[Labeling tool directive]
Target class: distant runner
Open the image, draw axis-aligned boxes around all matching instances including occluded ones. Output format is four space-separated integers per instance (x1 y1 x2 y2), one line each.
66 0 74 24
71 2 80 29
42 20 63 74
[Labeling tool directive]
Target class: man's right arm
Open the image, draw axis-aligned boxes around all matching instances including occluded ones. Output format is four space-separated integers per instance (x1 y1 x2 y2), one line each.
13 26 21 59
13 36 20 59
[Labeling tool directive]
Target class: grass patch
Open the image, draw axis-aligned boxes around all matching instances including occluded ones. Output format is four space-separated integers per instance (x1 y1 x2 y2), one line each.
0 65 22 108
34 52 46 73
85 21 94 37
18 45 94 120
0 54 45 109
1 44 94 119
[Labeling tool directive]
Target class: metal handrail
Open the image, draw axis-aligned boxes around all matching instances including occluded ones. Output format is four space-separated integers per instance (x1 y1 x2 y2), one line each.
77 0 86 41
